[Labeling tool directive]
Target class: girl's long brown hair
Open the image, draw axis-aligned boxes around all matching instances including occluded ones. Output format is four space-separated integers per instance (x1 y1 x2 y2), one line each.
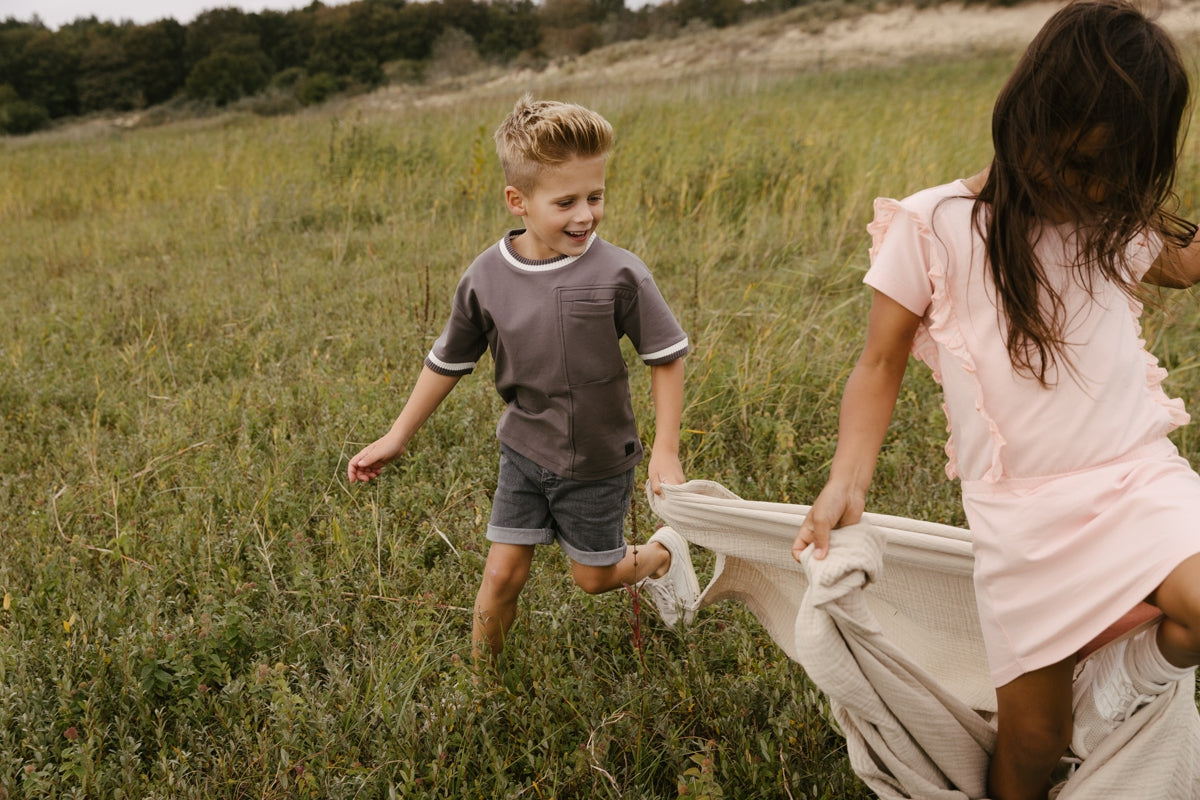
973 0 1192 385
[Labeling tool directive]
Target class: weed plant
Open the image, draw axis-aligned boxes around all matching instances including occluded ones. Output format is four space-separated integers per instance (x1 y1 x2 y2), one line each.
2 49 1200 798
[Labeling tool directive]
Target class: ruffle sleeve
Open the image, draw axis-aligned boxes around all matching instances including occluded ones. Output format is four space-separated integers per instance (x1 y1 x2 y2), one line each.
866 196 1008 482
1126 294 1191 431
1124 232 1190 430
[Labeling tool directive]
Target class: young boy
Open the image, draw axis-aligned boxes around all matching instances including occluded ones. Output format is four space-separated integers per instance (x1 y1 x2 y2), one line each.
347 95 699 659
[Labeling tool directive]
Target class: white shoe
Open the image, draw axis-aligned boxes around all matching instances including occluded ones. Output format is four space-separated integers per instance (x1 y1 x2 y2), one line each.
639 527 700 628
1070 638 1159 758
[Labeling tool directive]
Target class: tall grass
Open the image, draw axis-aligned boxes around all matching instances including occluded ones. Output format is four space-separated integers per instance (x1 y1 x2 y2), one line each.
3 47 1200 798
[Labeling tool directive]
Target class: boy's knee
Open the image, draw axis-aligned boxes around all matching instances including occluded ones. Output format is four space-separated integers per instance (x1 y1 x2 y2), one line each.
575 578 606 595
572 566 610 595
481 562 530 599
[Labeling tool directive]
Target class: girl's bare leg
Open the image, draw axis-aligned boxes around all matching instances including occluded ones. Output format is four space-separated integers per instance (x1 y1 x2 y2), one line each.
988 657 1075 800
1147 552 1200 669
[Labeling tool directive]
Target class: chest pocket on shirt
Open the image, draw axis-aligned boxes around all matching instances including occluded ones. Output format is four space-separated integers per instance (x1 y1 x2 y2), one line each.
561 296 626 386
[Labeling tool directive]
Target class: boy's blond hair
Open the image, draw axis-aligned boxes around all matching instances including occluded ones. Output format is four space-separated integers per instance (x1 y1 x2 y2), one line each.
494 94 614 193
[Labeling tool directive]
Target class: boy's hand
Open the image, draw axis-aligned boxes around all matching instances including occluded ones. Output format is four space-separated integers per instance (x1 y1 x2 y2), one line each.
347 436 405 483
647 448 684 496
347 367 461 484
792 482 864 562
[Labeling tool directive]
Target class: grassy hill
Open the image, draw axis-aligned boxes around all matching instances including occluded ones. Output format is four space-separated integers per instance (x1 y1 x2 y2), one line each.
3 10 1200 797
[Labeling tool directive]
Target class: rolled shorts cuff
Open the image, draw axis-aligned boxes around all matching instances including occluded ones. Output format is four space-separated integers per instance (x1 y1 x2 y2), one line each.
486 524 554 547
560 540 627 568
485 524 628 567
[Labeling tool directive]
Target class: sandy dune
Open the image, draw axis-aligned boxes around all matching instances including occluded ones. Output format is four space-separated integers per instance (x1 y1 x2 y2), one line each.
358 0 1200 113
753 0 1200 70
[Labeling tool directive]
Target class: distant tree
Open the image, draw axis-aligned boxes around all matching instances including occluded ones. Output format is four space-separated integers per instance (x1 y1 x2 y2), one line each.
346 0 404 62
0 17 46 31
669 0 746 28
125 20 187 105
182 8 275 105
186 48 272 104
77 29 139 111
539 0 603 55
257 9 311 73
307 4 382 84
184 8 258 69
590 0 626 21
15 29 81 117
0 25 40 89
479 0 540 60
0 0 775 122
392 2 443 61
437 0 491 48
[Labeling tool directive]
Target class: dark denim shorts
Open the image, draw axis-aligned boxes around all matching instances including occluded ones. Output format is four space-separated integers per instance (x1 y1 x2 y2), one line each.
486 444 633 567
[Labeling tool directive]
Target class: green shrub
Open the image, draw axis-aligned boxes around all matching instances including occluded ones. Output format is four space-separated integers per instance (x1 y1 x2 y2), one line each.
0 97 50 134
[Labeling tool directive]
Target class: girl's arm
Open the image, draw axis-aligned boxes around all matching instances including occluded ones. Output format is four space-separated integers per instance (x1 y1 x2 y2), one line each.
347 366 462 483
647 358 686 495
793 291 921 561
1144 229 1200 288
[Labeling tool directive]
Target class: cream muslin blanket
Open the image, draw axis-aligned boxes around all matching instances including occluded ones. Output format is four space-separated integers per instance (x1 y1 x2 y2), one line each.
648 480 1200 799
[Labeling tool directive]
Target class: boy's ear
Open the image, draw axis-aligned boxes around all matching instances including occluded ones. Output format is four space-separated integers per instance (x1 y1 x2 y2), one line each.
504 185 527 217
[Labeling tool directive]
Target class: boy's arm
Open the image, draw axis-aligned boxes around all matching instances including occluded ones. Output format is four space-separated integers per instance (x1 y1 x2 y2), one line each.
792 291 921 561
647 357 685 495
347 366 462 483
1143 227 1200 288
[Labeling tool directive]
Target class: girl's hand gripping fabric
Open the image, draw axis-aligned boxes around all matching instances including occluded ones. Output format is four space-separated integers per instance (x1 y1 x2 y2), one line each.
794 482 866 562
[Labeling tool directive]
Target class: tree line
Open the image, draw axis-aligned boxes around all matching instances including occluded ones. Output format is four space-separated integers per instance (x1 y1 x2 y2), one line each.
0 0 801 135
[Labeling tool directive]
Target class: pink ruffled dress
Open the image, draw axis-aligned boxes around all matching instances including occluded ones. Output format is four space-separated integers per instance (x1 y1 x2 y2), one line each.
864 179 1200 687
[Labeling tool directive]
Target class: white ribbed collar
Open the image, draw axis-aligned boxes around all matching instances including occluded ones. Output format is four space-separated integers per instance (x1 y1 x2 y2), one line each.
500 231 596 272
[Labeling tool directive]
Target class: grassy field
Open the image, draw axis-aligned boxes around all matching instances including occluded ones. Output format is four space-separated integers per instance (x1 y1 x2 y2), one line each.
3 43 1200 798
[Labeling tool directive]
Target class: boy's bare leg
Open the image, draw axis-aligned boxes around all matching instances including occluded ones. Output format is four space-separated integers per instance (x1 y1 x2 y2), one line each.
569 541 670 595
472 542 535 661
988 657 1074 800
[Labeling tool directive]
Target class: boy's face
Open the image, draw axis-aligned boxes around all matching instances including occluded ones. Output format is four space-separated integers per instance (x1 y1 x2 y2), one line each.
504 154 606 261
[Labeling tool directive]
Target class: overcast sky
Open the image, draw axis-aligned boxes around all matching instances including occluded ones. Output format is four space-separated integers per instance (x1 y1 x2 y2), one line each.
0 0 351 29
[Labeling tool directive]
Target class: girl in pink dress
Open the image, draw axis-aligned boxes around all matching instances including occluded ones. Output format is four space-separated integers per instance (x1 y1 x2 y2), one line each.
792 2 1200 798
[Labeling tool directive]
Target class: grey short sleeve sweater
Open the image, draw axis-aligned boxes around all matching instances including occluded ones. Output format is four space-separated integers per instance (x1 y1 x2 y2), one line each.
425 232 689 480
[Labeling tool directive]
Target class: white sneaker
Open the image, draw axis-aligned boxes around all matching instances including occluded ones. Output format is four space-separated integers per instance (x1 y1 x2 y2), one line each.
1070 638 1159 758
638 527 700 628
